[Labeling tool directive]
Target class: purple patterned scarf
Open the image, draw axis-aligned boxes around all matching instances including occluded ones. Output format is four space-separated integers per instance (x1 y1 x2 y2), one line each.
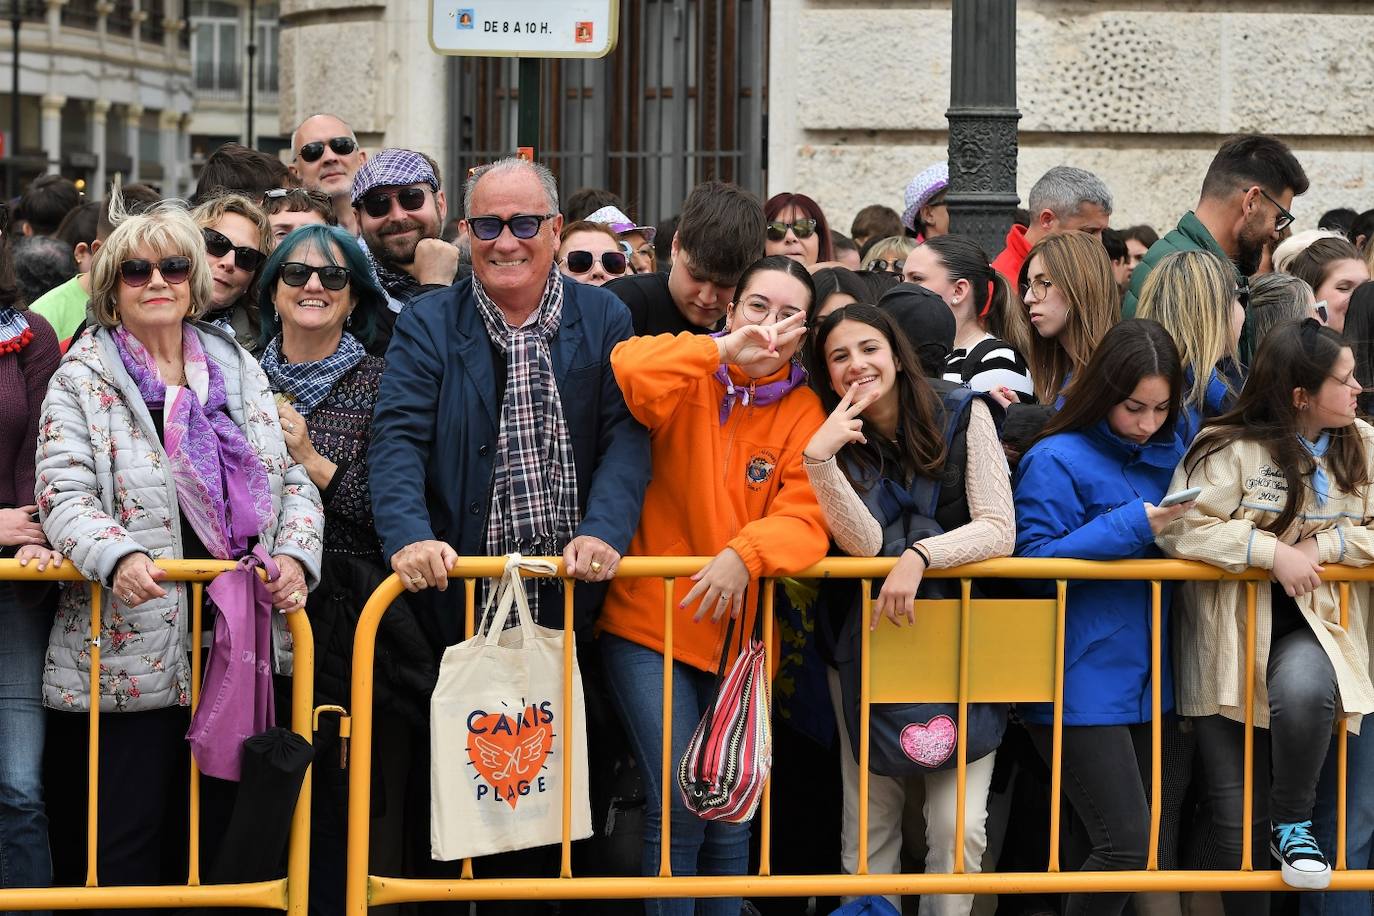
113 324 274 560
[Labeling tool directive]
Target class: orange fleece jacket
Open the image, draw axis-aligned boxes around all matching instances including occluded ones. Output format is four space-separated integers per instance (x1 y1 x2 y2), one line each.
599 332 830 673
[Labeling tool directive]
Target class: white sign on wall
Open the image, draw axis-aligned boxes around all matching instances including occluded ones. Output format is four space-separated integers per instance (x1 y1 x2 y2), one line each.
429 0 619 58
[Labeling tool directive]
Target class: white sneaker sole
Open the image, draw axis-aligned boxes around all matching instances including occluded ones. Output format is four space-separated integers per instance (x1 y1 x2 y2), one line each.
1272 844 1332 890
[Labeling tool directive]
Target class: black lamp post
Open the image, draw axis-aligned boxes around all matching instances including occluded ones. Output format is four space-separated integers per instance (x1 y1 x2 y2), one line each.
8 0 22 199
245 0 256 147
945 0 1021 256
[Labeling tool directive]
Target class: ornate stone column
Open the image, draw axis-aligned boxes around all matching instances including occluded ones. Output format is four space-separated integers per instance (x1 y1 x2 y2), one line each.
126 102 143 182
92 97 110 197
40 93 64 175
158 107 179 195
944 0 1020 257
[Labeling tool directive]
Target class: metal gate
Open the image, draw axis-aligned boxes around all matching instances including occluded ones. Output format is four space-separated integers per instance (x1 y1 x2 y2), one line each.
445 0 769 226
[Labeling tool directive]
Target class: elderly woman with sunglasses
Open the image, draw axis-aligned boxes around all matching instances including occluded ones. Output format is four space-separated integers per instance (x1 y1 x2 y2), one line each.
557 219 629 287
254 223 416 908
192 192 271 355
33 201 323 890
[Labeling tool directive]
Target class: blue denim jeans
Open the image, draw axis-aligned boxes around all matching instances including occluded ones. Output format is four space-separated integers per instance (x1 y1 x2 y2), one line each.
1301 729 1374 916
0 581 52 902
600 634 751 916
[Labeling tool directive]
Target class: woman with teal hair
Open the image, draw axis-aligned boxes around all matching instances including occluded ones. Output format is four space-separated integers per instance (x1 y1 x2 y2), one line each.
255 224 432 910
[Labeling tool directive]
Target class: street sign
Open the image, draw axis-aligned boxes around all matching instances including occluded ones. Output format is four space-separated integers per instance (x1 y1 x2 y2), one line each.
429 0 619 59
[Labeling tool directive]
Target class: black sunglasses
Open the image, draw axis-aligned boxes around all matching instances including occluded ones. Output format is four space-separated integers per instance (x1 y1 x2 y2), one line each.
296 136 357 163
765 218 817 241
279 261 350 291
262 187 333 207
467 213 556 242
868 258 905 273
563 249 627 275
203 228 265 272
1258 187 1295 233
119 256 192 287
360 186 429 219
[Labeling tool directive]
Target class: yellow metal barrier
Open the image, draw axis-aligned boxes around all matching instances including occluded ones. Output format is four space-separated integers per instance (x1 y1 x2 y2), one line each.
346 557 1374 910
0 559 314 912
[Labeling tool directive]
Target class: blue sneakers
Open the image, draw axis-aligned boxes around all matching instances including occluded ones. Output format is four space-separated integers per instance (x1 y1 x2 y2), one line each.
1271 821 1331 889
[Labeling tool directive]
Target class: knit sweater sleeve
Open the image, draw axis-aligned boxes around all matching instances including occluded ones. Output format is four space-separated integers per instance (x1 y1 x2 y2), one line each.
19 314 60 503
804 456 882 557
918 399 1016 568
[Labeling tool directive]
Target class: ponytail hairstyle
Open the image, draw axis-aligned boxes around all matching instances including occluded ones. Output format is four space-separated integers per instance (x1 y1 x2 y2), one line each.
1036 319 1184 445
810 303 946 485
1185 319 1369 535
1021 230 1120 404
920 233 1032 363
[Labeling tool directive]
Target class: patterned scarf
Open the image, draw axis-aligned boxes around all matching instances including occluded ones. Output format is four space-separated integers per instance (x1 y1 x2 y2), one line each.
113 325 275 560
0 307 31 354
260 332 366 417
361 239 425 304
1301 430 1332 507
473 268 580 616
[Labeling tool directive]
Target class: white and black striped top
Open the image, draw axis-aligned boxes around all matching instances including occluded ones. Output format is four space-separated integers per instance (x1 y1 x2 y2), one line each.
944 333 1035 399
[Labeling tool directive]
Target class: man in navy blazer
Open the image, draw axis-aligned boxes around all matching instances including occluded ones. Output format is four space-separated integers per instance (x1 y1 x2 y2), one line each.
369 157 651 640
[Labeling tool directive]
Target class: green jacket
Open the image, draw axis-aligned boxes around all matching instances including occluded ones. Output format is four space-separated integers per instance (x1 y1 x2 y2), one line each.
1122 211 1237 317
1123 210 1256 362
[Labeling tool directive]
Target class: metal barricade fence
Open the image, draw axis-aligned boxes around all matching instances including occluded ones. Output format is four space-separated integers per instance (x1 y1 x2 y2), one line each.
0 558 314 913
343 556 1374 910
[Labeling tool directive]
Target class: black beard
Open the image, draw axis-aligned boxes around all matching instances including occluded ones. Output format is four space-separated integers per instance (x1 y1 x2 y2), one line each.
1234 240 1263 277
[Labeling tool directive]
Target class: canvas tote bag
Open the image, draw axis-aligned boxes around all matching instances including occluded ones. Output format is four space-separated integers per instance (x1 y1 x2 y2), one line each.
430 555 592 860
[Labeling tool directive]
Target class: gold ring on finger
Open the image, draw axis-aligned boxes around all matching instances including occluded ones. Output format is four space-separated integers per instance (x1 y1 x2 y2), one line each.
288 590 305 604
590 561 603 573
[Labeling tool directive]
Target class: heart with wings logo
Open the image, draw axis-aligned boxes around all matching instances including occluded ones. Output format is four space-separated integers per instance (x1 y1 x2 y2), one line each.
466 703 556 809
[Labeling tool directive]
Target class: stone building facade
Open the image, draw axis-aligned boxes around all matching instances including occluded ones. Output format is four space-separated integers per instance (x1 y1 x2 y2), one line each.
277 1 1374 237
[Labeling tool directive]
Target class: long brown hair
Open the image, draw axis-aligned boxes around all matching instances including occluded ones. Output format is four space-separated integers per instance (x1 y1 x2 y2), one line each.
1036 319 1184 445
810 304 946 485
1185 319 1369 535
1022 230 1120 403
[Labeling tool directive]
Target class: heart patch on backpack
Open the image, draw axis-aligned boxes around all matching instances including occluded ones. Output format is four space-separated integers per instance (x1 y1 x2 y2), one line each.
900 715 957 768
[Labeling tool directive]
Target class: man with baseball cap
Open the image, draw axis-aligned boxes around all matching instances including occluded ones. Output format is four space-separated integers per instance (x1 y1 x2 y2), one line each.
352 148 462 305
585 204 658 274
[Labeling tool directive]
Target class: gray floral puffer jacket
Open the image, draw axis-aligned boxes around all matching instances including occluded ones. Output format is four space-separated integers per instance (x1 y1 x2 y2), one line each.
35 322 324 713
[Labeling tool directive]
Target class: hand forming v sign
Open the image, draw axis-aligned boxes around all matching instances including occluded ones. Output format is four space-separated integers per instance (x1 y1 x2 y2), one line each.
806 381 880 461
718 310 808 367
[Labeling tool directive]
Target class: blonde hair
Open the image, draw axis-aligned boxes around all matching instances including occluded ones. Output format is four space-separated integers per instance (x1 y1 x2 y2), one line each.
860 235 916 270
1136 250 1240 413
1023 230 1119 403
88 197 214 328
1272 228 1344 274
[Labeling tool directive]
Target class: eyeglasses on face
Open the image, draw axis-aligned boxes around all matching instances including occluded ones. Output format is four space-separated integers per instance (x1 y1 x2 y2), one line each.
868 258 905 273
738 299 804 324
203 228 265 272
766 218 818 241
467 213 556 242
1025 277 1055 303
1258 187 1295 233
279 261 351 291
360 186 430 219
119 256 192 288
296 136 358 163
563 250 627 275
